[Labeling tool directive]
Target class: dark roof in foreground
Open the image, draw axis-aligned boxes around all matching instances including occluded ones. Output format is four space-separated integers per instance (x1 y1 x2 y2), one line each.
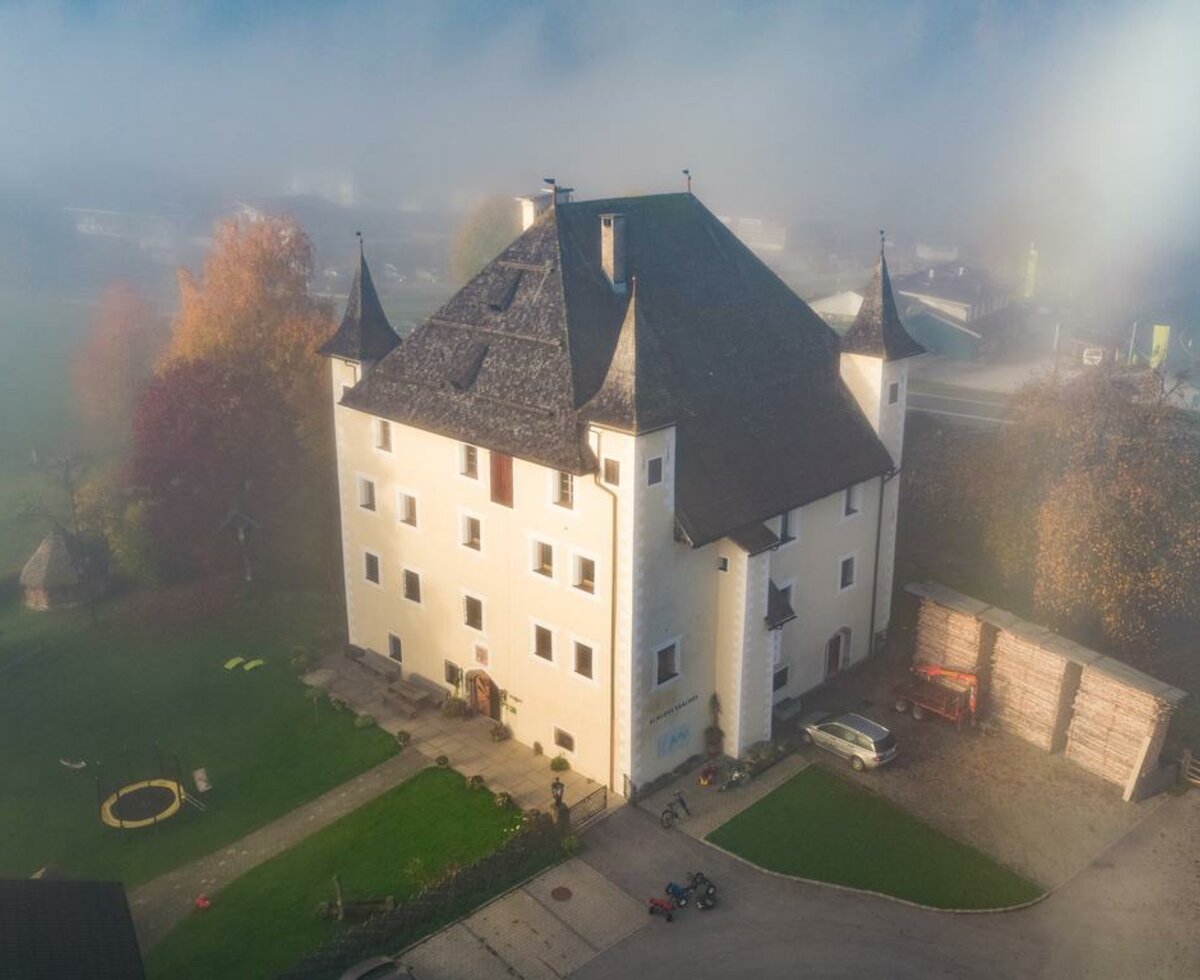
842 250 926 362
317 250 402 362
345 192 893 546
0 879 145 980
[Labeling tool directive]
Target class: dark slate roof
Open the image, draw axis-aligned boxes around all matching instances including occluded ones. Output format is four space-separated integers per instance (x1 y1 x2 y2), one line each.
0 879 145 979
728 522 780 556
317 250 402 362
842 251 926 362
346 193 893 546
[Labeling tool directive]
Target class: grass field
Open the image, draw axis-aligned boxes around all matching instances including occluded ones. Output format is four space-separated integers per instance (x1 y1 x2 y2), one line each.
0 585 395 887
707 766 1042 909
145 767 523 980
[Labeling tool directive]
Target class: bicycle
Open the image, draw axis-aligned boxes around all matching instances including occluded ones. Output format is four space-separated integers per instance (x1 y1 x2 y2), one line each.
659 790 692 828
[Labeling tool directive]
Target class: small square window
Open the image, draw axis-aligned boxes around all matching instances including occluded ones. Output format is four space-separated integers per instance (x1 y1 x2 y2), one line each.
574 556 595 594
840 556 856 590
403 569 421 603
464 595 483 631
376 419 392 451
718 556 729 572
648 456 663 486
534 541 554 577
844 485 861 518
461 444 478 479
779 509 796 542
773 665 790 692
603 458 620 485
655 642 678 686
888 381 900 405
364 552 380 584
534 625 553 661
554 727 575 753
444 660 462 686
555 471 574 509
388 633 403 662
574 641 593 679
400 494 418 527
358 478 376 511
463 515 481 551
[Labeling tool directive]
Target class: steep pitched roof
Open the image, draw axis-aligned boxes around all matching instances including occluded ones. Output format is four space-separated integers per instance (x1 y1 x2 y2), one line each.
842 247 926 362
20 529 81 590
317 249 402 362
346 193 894 546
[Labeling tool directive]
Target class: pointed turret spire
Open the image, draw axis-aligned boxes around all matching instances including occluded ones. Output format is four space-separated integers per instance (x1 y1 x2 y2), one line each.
586 278 677 433
841 232 925 362
317 240 402 363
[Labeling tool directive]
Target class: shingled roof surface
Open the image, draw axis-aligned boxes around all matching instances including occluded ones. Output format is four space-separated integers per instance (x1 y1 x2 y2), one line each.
842 251 926 362
317 251 402 362
346 193 894 546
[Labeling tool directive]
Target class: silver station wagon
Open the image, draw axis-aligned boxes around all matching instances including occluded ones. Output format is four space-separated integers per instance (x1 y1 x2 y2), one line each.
799 712 898 771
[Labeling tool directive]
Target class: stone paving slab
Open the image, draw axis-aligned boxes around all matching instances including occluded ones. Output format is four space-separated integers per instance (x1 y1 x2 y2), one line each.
401 923 515 980
524 858 646 951
467 888 596 979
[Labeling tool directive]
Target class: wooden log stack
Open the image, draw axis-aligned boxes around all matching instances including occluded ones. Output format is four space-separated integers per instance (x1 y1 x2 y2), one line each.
986 627 1073 752
908 583 990 673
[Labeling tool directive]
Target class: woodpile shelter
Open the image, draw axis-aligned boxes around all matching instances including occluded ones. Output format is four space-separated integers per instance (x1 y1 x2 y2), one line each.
907 581 990 673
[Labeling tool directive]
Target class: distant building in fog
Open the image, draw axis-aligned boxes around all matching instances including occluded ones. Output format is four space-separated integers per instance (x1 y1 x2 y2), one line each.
718 215 787 252
892 264 1020 359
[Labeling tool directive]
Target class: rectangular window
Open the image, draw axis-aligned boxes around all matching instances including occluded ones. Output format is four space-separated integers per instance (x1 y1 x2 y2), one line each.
888 381 900 405
358 478 376 511
554 728 575 753
574 555 596 594
388 633 402 662
840 555 856 590
400 493 418 527
603 458 620 485
718 556 729 572
403 569 421 603
773 665 790 692
490 451 513 507
461 444 478 479
648 456 664 486
655 642 678 686
574 641 594 679
779 509 796 542
844 484 861 518
464 595 483 631
555 471 574 509
534 541 554 577
534 625 553 661
376 419 392 451
444 660 462 686
462 515 481 551
364 552 380 584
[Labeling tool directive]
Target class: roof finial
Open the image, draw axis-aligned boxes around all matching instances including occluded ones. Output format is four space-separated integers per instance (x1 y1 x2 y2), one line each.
879 229 885 257
682 168 692 194
356 230 363 258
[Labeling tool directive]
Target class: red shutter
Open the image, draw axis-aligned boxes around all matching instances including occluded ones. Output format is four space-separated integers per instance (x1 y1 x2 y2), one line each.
490 452 513 507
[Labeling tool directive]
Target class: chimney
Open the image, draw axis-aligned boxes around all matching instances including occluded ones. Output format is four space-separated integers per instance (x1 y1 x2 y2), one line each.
515 184 574 232
600 213 627 293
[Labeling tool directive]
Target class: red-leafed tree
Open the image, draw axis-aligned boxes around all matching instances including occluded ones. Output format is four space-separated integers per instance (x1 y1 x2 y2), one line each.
70 283 167 456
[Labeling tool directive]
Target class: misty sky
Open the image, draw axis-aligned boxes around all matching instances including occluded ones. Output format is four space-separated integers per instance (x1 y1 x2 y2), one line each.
2 0 1198 261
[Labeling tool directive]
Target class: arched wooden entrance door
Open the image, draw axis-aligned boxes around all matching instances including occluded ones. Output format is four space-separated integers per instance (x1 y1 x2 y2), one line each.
468 671 501 721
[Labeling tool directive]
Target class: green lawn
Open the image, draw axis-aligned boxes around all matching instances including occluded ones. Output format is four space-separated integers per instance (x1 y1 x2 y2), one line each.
146 768 523 980
707 766 1042 909
0 586 395 887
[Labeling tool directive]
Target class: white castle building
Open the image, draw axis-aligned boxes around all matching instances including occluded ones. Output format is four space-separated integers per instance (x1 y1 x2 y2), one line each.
318 190 923 796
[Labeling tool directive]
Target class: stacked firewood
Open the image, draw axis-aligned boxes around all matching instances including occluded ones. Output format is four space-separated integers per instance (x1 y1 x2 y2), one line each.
987 629 1072 751
1065 667 1173 786
914 599 984 672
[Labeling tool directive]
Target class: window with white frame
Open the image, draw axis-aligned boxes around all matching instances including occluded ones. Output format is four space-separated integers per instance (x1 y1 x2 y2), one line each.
839 555 856 590
462 515 482 551
399 493 418 527
554 471 574 509
655 641 679 686
533 541 554 577
843 484 862 518
554 727 575 753
887 381 900 405
388 633 402 661
403 569 421 603
358 478 376 511
463 595 483 631
364 552 380 584
574 641 594 679
461 444 478 479
376 419 392 451
648 456 664 486
534 625 553 661
574 555 596 594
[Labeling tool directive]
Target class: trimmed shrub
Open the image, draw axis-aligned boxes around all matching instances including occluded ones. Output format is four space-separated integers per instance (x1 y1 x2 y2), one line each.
549 754 570 772
466 774 485 790
394 730 411 750
353 713 376 729
435 754 449 768
494 791 514 809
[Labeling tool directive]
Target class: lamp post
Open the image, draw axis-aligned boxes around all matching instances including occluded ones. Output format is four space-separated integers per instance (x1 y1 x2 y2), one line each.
550 777 565 807
550 776 568 830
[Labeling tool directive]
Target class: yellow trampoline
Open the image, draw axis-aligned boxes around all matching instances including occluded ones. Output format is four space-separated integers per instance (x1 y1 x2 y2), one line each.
99 778 184 830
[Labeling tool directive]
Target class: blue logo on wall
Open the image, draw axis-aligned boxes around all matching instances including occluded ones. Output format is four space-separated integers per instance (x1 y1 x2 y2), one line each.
657 725 690 758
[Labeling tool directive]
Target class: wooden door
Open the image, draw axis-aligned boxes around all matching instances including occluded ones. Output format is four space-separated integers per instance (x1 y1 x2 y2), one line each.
825 631 844 677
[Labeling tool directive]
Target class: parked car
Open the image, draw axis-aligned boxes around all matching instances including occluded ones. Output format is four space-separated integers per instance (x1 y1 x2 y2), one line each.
338 957 413 980
799 712 898 771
